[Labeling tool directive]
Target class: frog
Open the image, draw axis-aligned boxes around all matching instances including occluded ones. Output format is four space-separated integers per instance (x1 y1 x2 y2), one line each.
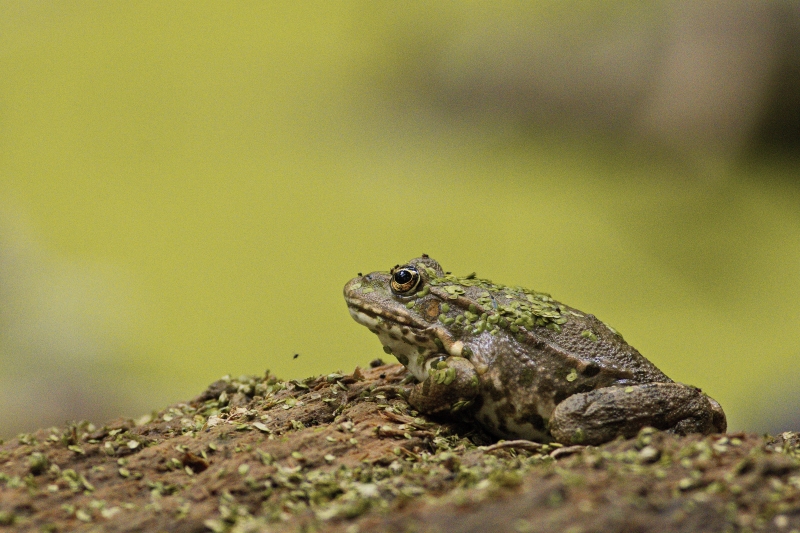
344 255 726 445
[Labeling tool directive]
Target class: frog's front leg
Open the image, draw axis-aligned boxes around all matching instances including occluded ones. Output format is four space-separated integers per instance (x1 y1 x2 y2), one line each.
548 382 727 445
408 356 480 415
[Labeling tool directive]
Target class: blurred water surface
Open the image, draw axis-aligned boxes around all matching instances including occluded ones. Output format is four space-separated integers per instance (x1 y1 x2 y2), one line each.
0 2 798 437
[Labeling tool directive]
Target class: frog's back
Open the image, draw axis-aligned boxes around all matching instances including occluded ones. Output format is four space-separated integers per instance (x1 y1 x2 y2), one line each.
526 300 670 384
413 260 671 384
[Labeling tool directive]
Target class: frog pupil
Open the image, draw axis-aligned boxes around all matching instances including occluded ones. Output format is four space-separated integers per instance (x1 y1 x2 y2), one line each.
394 270 413 285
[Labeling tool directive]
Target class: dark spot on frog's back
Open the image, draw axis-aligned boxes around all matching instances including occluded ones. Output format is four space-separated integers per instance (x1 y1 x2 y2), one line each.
581 362 601 377
553 381 597 405
553 390 570 406
517 410 546 432
484 382 506 402
471 394 484 412
518 367 535 386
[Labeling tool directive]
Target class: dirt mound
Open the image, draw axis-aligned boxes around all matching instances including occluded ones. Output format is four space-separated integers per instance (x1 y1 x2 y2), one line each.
0 363 798 532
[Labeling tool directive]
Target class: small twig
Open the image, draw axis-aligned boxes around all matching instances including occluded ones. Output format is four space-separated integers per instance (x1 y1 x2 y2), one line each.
481 440 547 453
549 445 585 459
376 426 436 440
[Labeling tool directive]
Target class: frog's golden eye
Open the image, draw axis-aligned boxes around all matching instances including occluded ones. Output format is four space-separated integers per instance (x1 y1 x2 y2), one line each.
390 266 422 295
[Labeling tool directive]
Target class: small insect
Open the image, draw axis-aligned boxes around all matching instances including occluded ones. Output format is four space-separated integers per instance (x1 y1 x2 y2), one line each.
293 353 299 359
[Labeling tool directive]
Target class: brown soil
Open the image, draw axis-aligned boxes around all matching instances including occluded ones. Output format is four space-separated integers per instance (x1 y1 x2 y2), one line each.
0 362 799 533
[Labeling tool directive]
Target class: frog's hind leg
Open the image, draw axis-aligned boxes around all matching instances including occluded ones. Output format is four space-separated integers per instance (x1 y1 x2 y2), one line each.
548 382 727 445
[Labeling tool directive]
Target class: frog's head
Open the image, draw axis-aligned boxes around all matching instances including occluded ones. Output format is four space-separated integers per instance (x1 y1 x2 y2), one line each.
344 255 470 381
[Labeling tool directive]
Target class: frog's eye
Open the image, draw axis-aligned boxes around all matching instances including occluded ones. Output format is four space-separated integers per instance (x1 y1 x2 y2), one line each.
390 266 422 295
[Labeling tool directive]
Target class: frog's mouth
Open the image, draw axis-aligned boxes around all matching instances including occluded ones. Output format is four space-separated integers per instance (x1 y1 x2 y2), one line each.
344 294 466 381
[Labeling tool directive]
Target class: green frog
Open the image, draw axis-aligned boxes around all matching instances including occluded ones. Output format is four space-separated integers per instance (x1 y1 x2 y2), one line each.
344 255 726 445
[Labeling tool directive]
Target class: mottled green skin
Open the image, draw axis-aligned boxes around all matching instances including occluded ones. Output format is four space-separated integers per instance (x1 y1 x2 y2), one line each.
344 256 727 445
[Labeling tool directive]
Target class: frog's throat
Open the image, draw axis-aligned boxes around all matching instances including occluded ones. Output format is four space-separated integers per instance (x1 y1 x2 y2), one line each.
346 299 466 379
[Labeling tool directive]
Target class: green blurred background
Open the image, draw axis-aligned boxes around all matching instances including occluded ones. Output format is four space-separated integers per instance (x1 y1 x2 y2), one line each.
1 2 799 438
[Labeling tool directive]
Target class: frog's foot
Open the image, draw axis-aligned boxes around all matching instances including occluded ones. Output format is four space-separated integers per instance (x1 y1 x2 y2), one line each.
548 382 727 446
408 356 480 416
